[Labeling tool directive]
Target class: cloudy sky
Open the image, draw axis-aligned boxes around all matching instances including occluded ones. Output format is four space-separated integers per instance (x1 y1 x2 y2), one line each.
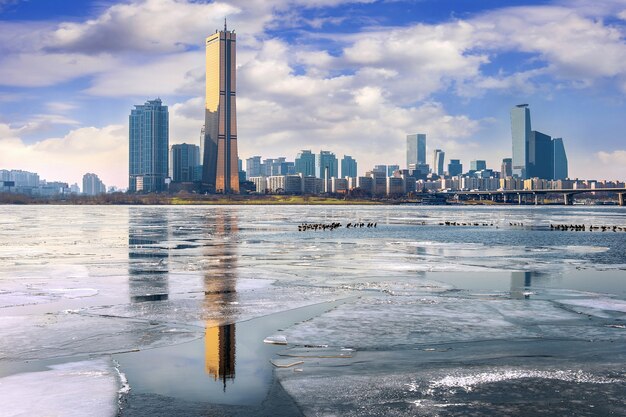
1 0 626 188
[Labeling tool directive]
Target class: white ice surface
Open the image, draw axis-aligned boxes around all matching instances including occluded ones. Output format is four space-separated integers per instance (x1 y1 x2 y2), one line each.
0 359 119 417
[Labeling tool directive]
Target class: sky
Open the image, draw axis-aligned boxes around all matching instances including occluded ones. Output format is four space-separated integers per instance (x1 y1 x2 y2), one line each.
1 0 626 189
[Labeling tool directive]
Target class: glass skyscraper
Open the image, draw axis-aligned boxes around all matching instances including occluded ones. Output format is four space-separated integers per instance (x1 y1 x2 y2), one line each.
341 155 357 178
448 159 463 176
528 130 553 179
203 24 239 193
511 104 531 179
129 98 169 193
406 133 426 168
553 138 568 180
295 150 316 176
470 160 487 172
170 143 200 182
432 149 445 175
315 151 338 179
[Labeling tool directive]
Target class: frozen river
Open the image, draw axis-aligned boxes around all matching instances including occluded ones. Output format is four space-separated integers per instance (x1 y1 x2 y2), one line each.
1 205 625 416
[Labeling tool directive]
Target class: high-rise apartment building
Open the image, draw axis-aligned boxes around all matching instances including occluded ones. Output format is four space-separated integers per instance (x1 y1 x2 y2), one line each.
432 149 445 175
341 155 357 178
511 104 531 179
501 158 513 178
448 159 463 176
553 138 568 180
406 133 426 168
295 150 316 176
129 98 169 192
315 151 338 179
171 143 200 182
203 24 239 193
82 173 106 196
246 156 262 179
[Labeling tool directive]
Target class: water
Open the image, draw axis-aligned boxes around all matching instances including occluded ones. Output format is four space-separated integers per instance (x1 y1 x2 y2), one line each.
1 205 625 416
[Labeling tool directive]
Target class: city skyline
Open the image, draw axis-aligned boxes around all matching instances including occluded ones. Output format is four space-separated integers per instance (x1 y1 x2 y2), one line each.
2 0 626 188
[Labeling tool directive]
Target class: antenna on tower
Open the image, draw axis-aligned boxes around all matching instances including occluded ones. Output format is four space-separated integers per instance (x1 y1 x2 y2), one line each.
224 18 227 32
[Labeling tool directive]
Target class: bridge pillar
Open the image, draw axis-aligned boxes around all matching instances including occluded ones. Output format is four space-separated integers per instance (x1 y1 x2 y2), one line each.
564 193 573 205
619 193 625 206
518 194 523 205
534 194 539 205
503 194 508 203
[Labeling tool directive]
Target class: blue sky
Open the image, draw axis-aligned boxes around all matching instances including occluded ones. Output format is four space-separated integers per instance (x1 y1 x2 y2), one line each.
1 0 626 188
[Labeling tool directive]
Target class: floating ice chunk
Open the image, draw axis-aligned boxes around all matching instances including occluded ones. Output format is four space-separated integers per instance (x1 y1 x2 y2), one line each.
278 347 355 358
49 288 99 298
264 335 288 345
429 369 620 393
270 359 304 368
0 359 119 417
557 298 626 314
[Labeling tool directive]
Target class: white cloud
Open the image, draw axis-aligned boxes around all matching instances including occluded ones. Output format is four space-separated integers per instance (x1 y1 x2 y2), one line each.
0 53 119 87
0 124 127 187
47 0 240 53
595 150 626 180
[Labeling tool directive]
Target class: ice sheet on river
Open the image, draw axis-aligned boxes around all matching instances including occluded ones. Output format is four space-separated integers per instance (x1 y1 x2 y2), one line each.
0 359 119 417
278 295 595 349
278 364 626 417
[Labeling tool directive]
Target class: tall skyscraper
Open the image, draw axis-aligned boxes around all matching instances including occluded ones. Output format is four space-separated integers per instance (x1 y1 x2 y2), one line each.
511 104 531 179
528 131 553 179
83 173 106 196
406 134 426 168
170 143 200 182
501 158 513 178
341 155 357 178
553 138 568 180
203 23 239 193
316 151 338 179
448 159 463 176
432 149 445 175
295 150 316 176
129 98 169 192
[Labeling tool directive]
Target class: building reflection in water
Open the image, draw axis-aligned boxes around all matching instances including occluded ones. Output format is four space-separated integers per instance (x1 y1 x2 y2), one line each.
510 271 538 299
203 209 238 390
128 207 170 303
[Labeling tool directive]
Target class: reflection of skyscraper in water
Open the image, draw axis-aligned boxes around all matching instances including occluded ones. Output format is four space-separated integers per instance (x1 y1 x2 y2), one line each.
204 209 238 388
510 271 535 299
128 208 169 302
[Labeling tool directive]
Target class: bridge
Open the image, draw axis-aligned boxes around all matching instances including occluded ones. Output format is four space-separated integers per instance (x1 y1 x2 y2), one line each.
438 188 626 206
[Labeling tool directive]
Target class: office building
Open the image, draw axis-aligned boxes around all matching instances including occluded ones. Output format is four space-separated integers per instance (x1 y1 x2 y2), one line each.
82 173 106 196
528 131 553 179
448 159 463 177
203 24 239 193
470 160 487 172
501 158 513 178
406 133 426 167
387 165 400 177
553 138 568 180
341 155 357 178
171 143 200 182
129 98 169 192
511 104 531 179
295 150 316 176
432 149 445 175
315 151 338 179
